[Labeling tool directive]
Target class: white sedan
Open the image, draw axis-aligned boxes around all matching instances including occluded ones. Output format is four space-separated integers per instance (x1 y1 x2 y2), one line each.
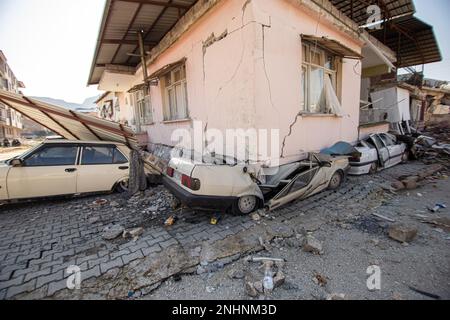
0 140 130 202
348 133 408 175
163 153 349 215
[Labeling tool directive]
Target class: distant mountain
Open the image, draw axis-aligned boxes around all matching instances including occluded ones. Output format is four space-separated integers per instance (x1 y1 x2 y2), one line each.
31 96 98 113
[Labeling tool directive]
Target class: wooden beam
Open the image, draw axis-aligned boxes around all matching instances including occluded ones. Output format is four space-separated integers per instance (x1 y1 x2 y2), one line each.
103 39 156 46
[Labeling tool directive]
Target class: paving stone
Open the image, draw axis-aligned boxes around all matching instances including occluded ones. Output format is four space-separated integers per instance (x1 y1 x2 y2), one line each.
141 244 162 256
100 257 124 274
122 250 144 265
6 279 37 299
0 275 25 290
24 268 52 282
36 270 64 289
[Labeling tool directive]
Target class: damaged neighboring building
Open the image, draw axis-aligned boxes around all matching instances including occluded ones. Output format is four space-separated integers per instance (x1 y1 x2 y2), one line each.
88 0 439 163
359 13 442 137
0 50 25 141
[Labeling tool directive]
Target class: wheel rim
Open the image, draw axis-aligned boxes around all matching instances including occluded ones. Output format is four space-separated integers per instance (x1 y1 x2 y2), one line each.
238 196 257 214
119 179 129 191
329 172 342 189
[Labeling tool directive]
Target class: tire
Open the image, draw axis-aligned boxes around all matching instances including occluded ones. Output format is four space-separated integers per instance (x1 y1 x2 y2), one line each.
401 151 409 164
328 171 343 190
115 179 129 193
369 162 378 175
231 195 258 216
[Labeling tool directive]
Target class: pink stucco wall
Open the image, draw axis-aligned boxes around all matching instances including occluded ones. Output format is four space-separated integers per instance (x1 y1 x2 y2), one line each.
131 0 362 159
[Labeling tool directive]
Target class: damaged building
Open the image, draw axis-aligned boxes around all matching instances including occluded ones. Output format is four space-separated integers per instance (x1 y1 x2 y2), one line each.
87 0 441 162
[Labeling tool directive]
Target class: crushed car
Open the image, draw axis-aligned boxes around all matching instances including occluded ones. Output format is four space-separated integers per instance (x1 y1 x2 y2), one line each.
348 133 408 175
162 152 349 215
0 140 131 202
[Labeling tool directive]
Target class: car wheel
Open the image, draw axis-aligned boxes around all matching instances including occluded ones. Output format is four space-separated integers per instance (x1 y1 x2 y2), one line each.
369 162 378 175
328 171 343 190
116 179 129 193
232 195 258 216
401 151 409 164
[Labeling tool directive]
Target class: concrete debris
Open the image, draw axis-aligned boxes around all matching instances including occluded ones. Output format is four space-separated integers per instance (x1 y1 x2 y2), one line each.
326 293 346 300
245 281 258 297
388 224 418 243
102 224 125 240
313 273 328 287
302 235 323 255
273 271 286 288
228 269 245 280
251 213 261 222
372 212 396 223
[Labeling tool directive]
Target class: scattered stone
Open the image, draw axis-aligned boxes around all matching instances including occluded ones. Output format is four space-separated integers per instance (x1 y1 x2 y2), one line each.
104 268 120 280
273 272 285 288
251 213 261 222
110 201 121 208
206 286 215 293
313 273 328 287
129 227 144 238
245 282 258 297
228 269 245 280
388 224 418 243
102 225 125 240
391 180 405 191
253 280 264 294
326 293 346 300
302 235 323 255
89 216 100 224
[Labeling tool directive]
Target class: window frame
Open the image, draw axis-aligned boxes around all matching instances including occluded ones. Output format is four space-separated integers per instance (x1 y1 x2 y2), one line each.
133 89 153 125
79 145 129 166
22 144 79 167
161 64 189 121
301 41 340 114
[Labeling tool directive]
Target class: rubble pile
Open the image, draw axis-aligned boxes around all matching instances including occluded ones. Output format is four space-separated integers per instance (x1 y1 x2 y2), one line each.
414 123 450 168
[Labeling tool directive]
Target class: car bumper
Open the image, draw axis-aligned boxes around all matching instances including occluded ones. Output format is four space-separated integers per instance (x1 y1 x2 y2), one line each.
348 161 373 175
162 176 237 210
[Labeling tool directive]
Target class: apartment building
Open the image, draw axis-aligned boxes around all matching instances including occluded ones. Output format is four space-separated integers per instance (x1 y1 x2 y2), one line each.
0 50 25 141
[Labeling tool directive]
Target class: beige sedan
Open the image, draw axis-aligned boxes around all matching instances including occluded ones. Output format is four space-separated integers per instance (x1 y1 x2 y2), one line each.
0 140 130 202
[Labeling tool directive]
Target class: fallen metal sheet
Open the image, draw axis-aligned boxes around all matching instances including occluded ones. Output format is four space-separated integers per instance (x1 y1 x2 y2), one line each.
0 89 138 148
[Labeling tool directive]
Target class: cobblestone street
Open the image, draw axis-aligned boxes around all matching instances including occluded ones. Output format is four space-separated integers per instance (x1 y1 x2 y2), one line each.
0 161 449 300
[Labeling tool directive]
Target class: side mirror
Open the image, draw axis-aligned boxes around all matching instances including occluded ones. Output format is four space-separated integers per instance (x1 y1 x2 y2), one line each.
10 159 23 167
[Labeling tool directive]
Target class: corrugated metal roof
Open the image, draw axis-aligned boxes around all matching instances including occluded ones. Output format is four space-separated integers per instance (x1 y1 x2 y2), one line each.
370 15 442 68
88 0 197 85
328 0 415 26
0 89 137 148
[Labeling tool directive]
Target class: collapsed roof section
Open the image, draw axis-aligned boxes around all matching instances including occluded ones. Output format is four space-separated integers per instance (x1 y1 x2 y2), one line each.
0 89 137 148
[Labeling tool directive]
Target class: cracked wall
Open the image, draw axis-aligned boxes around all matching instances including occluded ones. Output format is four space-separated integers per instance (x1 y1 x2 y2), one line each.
133 0 362 160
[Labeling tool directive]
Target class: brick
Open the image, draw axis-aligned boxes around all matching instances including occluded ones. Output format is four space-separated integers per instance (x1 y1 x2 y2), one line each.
122 250 144 265
47 279 69 297
36 270 64 288
5 279 37 299
100 257 124 274
24 268 52 282
159 238 178 249
141 244 162 256
0 275 25 290
82 266 101 281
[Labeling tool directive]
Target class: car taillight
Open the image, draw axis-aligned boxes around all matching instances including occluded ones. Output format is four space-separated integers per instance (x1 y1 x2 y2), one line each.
181 174 201 191
349 155 361 162
166 167 174 177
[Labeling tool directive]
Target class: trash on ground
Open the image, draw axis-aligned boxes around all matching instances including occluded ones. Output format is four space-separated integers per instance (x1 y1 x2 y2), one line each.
428 203 447 213
372 212 396 223
164 216 177 226
302 235 323 255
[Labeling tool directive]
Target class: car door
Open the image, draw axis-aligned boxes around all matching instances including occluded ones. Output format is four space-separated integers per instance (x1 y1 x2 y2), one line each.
6 144 79 199
76 144 129 193
379 133 402 167
369 134 389 168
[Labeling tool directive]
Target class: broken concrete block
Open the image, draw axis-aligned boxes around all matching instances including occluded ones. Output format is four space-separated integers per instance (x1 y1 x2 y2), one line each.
102 225 125 240
251 213 261 222
302 236 323 255
253 280 264 294
273 272 285 288
245 282 258 297
228 269 245 280
129 227 144 238
326 293 346 300
388 224 418 243
391 180 405 191
402 179 418 190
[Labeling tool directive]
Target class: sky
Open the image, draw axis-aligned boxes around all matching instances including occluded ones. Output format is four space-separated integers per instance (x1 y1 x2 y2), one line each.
0 0 449 104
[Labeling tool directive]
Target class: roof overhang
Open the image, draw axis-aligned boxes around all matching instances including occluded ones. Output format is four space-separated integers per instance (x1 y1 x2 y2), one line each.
302 35 363 59
0 89 137 148
370 15 442 68
87 0 198 86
